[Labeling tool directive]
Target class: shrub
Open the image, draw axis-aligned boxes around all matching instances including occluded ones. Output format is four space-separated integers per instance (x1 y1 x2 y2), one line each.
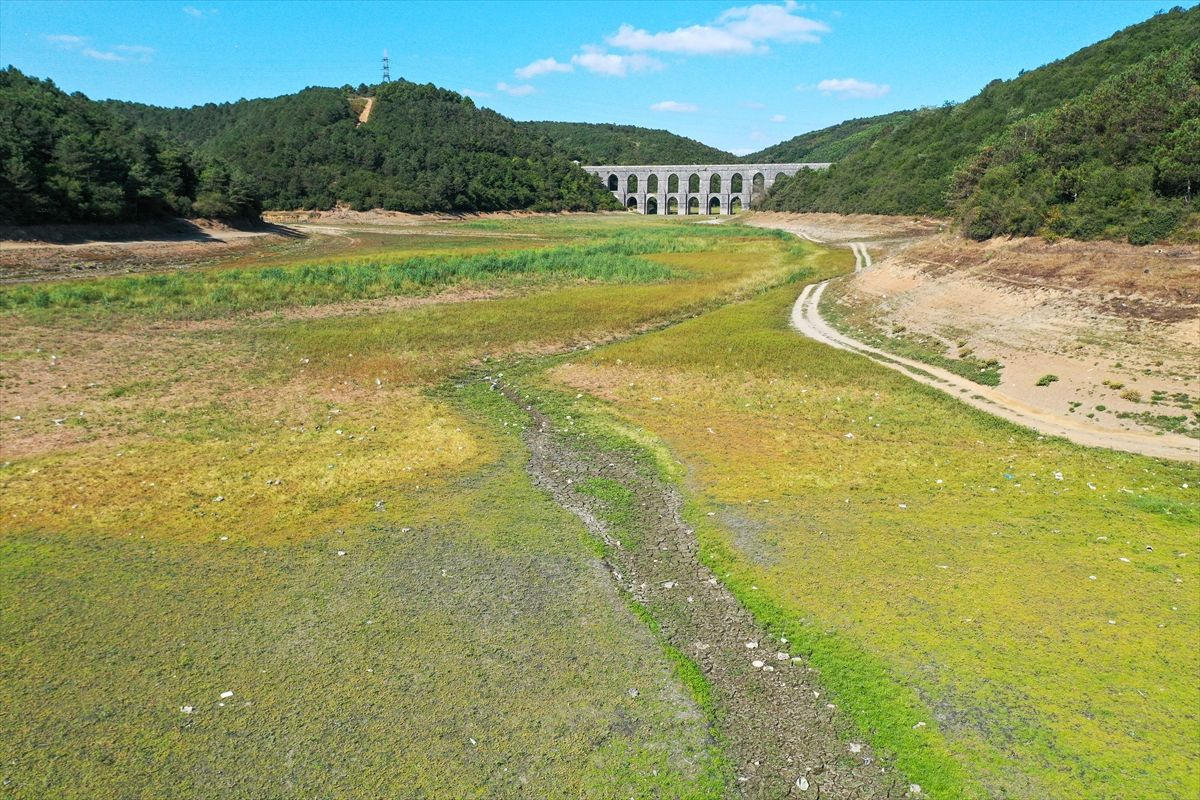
1036 374 1059 386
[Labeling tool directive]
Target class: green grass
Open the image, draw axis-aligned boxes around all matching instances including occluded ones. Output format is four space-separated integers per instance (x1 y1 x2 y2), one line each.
547 276 1199 800
0 216 820 799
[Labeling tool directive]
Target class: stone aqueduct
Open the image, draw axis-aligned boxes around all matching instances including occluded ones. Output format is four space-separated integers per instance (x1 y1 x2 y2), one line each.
583 162 831 215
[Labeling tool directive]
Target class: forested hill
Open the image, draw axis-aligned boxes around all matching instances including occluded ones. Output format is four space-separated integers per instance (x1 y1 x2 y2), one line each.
744 111 915 164
108 80 617 213
767 6 1200 242
521 121 735 165
0 68 259 225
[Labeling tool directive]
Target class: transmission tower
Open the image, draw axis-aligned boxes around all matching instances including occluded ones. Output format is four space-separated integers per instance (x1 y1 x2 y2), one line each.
381 49 390 83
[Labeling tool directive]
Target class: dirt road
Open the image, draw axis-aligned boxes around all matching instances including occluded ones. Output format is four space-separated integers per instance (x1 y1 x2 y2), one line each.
791 276 1198 462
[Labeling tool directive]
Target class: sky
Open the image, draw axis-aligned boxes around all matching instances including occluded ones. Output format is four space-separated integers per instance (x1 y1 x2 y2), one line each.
0 0 1185 154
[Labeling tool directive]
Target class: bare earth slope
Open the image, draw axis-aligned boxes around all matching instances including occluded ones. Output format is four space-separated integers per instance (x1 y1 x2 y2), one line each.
747 212 1200 462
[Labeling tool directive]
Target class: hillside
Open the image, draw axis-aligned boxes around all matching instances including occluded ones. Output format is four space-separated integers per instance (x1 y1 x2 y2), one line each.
952 44 1200 244
0 68 258 225
744 110 915 164
766 6 1200 242
107 81 618 213
522 121 736 165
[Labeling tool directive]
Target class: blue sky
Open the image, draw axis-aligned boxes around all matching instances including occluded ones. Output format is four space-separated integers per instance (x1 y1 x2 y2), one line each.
0 0 1184 154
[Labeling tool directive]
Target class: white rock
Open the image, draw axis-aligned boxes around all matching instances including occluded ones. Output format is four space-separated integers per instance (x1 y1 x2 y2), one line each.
796 775 809 791
220 691 234 699
337 550 346 556
849 743 862 753
745 641 758 649
776 652 789 661
909 785 922 795
752 660 765 668
181 706 194 714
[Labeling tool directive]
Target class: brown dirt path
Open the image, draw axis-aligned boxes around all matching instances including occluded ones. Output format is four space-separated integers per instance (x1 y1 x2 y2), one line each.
790 272 1198 463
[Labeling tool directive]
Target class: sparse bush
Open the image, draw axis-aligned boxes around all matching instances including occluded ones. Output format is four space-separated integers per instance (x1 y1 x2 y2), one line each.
1120 389 1143 402
1036 374 1059 386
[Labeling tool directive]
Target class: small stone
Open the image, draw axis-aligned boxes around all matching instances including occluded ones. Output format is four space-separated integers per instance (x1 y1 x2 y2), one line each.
776 652 789 661
213 496 224 502
181 706 194 714
337 550 346 556
745 641 758 649
796 776 810 791
627 688 639 698
909 785 922 795
662 581 675 589
849 743 862 753
220 691 233 699
752 660 765 668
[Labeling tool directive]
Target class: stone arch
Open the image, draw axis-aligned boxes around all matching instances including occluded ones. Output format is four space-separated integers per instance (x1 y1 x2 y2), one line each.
775 173 788 183
667 196 679 215
753 172 765 192
627 174 639 193
710 174 721 193
708 197 721 215
647 174 659 193
668 174 679 193
646 197 658 215
688 173 700 193
730 197 742 214
608 174 619 191
687 197 700 215
730 173 743 193
626 196 638 211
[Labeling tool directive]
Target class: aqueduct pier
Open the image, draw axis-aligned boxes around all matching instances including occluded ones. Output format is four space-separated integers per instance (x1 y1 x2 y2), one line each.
584 162 831 215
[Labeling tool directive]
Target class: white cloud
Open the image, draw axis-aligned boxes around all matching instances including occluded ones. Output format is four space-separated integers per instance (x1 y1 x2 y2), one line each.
515 57 573 79
607 1 828 56
82 48 127 62
815 77 891 98
650 100 699 113
571 47 663 77
45 34 85 47
496 81 537 97
770 114 786 122
183 6 217 18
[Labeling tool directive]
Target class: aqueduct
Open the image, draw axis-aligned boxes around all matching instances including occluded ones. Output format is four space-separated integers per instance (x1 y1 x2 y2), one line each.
583 162 831 215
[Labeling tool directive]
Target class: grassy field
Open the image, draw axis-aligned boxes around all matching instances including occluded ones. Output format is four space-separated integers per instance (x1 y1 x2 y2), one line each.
541 277 1199 799
0 216 810 798
2 214 1196 799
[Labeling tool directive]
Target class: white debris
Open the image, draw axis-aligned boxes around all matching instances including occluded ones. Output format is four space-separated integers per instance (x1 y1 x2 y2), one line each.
745 641 759 649
1089 575 1097 580
913 721 926 729
752 660 765 668
213 496 224 502
220 691 233 699
843 432 854 439
849 743 862 753
1119 557 1131 563
337 550 346 556
796 775 809 791
181 706 194 714
661 581 676 589
899 503 908 509
909 785 922 795
1054 471 1063 481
